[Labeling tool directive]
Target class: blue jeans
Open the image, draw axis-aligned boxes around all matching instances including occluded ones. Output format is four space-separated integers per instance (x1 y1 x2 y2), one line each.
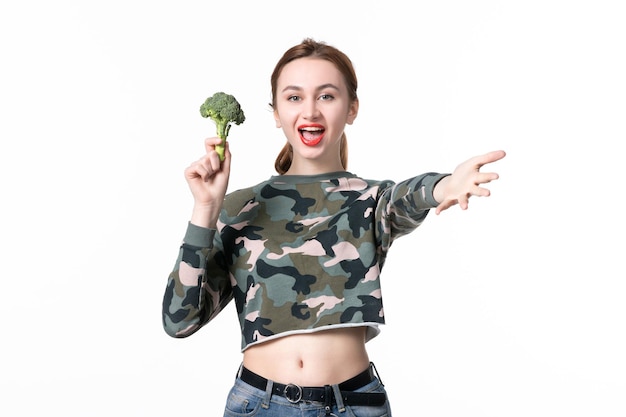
222 365 392 417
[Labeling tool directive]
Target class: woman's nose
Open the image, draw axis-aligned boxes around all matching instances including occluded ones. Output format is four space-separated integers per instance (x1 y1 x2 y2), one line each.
303 101 320 119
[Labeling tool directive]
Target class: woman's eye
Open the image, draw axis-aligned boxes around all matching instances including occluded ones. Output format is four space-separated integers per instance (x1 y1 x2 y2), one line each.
319 94 334 101
287 95 301 102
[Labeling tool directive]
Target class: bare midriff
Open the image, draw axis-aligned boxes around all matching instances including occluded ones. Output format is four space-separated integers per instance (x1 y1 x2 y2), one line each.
242 326 371 386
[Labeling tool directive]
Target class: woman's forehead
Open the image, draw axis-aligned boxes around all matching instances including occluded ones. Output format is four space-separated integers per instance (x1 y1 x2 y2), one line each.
278 58 343 88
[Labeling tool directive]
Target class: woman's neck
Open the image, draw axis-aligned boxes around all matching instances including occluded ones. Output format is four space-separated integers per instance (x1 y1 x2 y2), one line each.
285 157 344 176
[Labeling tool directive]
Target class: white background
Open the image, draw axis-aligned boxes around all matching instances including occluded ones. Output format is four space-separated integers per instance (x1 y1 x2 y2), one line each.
1 1 625 416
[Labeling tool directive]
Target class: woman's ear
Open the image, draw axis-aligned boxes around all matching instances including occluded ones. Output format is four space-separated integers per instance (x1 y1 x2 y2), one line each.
274 110 282 128
346 99 359 125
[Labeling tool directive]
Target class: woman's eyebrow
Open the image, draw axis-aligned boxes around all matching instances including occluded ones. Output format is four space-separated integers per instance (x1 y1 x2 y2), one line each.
281 83 340 93
317 83 340 91
281 85 302 93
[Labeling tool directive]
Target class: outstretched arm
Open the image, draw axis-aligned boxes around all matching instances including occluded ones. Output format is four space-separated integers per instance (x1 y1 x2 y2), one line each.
433 150 506 214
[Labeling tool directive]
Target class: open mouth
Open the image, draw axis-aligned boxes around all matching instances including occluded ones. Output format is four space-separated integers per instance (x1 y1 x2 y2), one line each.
298 125 325 147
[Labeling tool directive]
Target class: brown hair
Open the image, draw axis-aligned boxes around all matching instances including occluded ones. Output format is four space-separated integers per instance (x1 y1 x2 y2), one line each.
270 38 358 174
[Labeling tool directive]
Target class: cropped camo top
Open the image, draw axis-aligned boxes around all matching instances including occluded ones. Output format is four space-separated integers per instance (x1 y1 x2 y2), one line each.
162 171 447 351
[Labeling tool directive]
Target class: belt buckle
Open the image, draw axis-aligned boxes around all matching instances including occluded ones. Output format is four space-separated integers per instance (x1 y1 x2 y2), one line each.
283 383 303 403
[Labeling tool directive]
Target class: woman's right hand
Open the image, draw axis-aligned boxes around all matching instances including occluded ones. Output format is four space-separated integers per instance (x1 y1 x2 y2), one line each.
184 137 231 228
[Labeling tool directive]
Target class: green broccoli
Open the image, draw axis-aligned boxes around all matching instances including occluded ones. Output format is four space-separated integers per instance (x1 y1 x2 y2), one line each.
199 91 246 161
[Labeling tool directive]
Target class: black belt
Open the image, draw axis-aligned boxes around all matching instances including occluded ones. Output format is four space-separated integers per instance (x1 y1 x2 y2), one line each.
239 364 387 407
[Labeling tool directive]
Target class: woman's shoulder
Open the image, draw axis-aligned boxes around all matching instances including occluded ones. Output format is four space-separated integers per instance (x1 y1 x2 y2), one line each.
224 180 267 205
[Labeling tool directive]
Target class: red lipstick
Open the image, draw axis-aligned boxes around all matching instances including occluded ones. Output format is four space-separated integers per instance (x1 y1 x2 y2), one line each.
298 123 325 147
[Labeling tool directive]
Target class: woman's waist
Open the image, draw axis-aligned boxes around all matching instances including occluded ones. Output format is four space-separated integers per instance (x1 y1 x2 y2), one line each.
242 327 370 386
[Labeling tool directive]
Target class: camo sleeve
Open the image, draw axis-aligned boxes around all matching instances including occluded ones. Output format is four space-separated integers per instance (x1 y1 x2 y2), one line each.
162 222 233 338
376 172 449 253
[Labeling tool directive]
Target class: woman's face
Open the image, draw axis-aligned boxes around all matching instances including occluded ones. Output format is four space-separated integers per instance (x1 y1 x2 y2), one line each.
273 57 358 172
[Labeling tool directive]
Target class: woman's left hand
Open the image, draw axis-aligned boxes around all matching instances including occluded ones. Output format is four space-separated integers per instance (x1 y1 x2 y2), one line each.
434 150 506 214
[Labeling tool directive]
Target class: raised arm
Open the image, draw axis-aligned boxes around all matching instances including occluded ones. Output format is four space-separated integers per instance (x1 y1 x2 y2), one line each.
162 137 234 338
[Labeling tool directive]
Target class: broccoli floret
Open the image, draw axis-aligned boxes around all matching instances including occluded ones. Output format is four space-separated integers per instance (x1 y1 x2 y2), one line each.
199 92 246 161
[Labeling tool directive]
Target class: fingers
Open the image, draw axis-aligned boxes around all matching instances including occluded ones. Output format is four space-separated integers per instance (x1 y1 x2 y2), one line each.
475 171 500 185
479 150 506 165
435 199 457 215
437 150 505 215
472 185 492 198
435 202 449 215
185 142 224 182
464 150 506 172
458 194 469 210
204 136 223 154
435 184 492 215
185 157 216 182
203 136 232 168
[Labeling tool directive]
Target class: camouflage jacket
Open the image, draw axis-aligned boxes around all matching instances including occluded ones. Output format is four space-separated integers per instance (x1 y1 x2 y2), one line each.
162 171 448 351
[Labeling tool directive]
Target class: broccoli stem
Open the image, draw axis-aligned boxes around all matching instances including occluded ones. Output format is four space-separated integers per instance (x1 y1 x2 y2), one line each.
215 123 231 161
215 141 226 161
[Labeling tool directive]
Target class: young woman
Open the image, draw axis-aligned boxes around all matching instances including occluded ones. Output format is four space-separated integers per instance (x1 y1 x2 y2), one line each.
162 38 506 416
